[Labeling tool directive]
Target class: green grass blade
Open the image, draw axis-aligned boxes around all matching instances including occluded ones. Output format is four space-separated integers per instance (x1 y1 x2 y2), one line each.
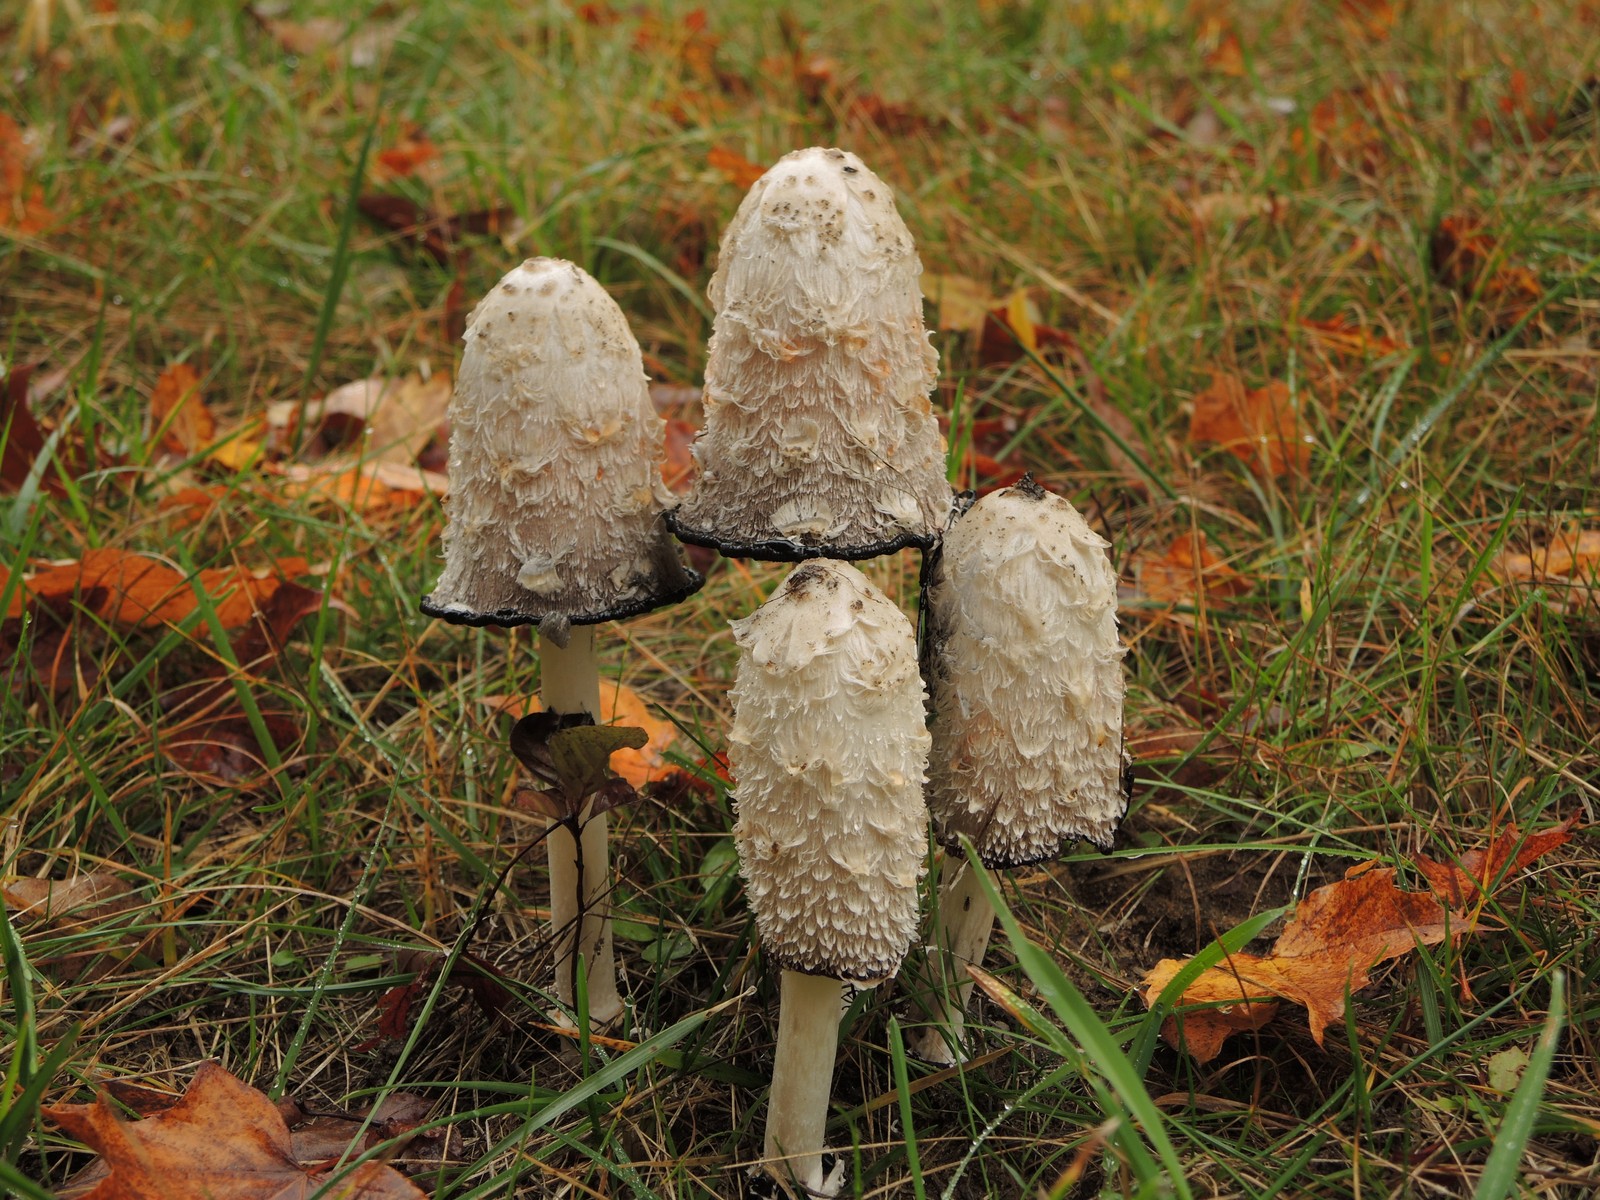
1472 971 1566 1200
966 842 1194 1200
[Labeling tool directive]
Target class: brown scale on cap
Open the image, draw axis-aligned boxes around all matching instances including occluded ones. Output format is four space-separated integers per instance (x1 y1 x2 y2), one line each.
668 148 953 562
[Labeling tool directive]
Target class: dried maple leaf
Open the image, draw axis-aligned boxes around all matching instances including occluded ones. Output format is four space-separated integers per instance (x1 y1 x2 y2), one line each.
1189 371 1310 477
708 146 766 189
158 580 325 782
1133 530 1251 607
2 550 312 630
46 1060 426 1199
150 364 216 459
1139 820 1578 1061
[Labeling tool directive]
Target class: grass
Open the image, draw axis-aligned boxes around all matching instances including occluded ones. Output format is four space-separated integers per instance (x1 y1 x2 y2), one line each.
2 0 1598 1196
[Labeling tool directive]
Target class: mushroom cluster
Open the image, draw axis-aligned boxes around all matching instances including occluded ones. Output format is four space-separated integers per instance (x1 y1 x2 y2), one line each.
420 147 1127 1198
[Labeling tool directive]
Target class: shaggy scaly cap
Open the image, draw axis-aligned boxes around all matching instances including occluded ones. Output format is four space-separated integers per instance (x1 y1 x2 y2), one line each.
421 258 700 642
668 147 952 561
923 479 1127 867
730 560 930 982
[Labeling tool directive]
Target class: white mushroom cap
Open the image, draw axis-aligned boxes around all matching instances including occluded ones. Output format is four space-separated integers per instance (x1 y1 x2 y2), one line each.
668 147 953 561
421 258 701 639
730 560 930 982
923 479 1128 867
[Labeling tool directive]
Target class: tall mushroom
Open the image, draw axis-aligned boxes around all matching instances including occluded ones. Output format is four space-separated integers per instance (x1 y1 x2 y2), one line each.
730 560 929 1196
421 257 702 1026
909 478 1127 1065
667 146 953 562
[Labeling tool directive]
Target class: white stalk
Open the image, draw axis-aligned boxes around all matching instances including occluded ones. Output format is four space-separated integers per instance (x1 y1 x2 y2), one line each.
764 970 847 1197
908 860 997 1066
538 625 623 1026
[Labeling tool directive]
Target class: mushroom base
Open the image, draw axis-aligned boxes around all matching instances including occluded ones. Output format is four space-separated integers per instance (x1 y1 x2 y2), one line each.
763 970 847 1197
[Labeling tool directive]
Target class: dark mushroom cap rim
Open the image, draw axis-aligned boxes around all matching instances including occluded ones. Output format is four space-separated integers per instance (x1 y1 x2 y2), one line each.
419 568 705 629
666 509 936 563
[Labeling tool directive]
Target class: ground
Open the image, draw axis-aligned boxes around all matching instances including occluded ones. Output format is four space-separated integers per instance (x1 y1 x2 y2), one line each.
1 1 1598 1197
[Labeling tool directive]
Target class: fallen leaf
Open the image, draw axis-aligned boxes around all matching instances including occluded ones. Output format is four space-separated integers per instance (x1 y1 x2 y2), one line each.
1339 0 1396 38
662 417 700 494
1189 371 1310 476
150 364 216 458
357 194 513 265
920 273 997 335
1132 531 1252 606
1491 527 1600 608
2 360 64 494
46 1060 426 1199
843 91 941 136
1486 1046 1530 1094
248 6 404 68
3 872 140 983
374 128 440 180
1189 192 1278 226
1139 820 1577 1061
359 949 513 1051
266 373 452 513
0 113 56 235
1431 214 1543 332
2 550 311 630
708 146 765 189
482 683 679 789
1137 959 1279 1061
977 289 1077 367
1300 315 1404 360
158 580 326 782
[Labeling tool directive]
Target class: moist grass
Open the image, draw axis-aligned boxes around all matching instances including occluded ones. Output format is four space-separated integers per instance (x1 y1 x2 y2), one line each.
3 1 1598 1196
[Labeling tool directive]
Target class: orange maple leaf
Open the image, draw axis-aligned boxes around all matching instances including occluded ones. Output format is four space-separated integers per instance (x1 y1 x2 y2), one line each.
1139 819 1578 1062
2 549 310 630
483 683 679 790
44 1061 425 1200
1133 530 1252 607
1189 371 1311 477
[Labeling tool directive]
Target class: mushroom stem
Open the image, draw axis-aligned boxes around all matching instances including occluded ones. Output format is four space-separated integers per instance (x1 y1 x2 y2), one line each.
764 970 847 1196
908 861 997 1066
538 626 623 1026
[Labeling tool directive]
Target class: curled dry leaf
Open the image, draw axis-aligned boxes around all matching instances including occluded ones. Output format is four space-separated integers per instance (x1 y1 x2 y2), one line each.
920 273 996 335
1189 371 1310 477
1138 819 1578 1062
485 684 680 790
2 550 312 630
46 1060 426 1200
509 711 647 821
